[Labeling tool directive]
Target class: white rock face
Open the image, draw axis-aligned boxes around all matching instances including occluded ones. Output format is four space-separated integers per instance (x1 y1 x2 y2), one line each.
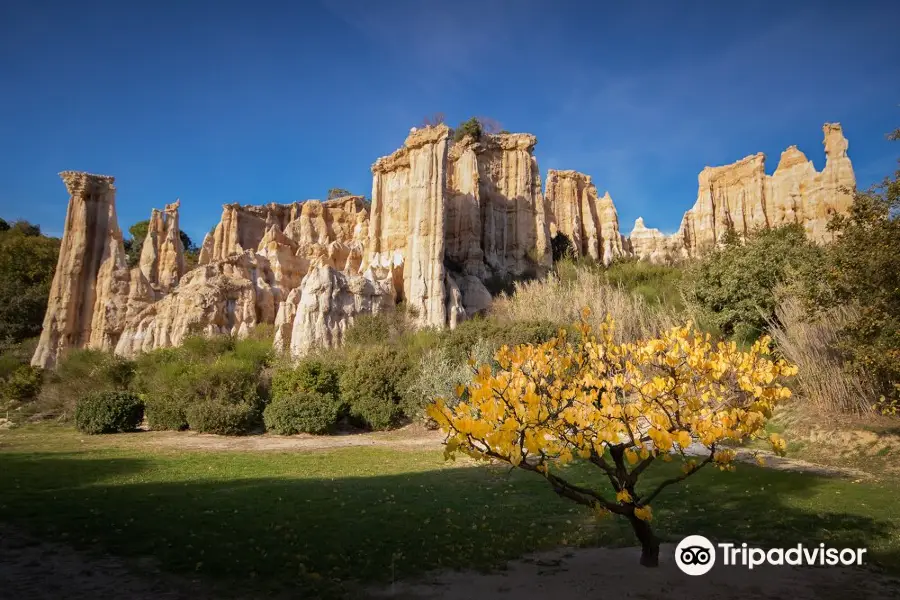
288 265 395 356
115 252 277 358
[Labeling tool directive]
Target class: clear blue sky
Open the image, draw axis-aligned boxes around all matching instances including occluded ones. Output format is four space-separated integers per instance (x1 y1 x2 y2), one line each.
1 0 898 243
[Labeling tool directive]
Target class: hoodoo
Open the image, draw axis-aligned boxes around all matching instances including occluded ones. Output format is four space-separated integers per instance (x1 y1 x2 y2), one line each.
31 123 857 366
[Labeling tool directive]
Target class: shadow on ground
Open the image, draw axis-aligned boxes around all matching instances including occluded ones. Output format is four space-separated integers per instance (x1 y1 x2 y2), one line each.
0 451 897 599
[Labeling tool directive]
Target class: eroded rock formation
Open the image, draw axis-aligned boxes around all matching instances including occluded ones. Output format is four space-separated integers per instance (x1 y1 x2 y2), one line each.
32 172 127 368
139 200 185 294
642 123 856 260
33 123 857 366
115 251 278 357
545 170 626 264
288 265 394 355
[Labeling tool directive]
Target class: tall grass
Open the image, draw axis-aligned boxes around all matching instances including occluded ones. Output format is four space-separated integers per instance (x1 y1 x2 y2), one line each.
492 267 683 343
769 298 876 415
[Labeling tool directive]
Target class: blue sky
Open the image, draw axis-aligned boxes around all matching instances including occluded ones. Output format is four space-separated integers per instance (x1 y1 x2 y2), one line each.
1 0 898 243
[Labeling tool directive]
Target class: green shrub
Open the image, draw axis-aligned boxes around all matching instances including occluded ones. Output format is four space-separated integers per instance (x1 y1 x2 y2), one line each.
233 331 275 369
145 394 189 431
74 391 144 434
440 317 557 363
185 400 259 435
1 365 43 403
344 310 410 346
264 390 344 434
605 258 684 309
37 350 135 420
340 346 410 430
682 225 823 339
55 349 135 391
136 338 267 432
453 117 483 143
271 356 342 402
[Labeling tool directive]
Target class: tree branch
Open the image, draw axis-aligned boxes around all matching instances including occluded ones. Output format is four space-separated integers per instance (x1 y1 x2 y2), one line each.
641 445 716 506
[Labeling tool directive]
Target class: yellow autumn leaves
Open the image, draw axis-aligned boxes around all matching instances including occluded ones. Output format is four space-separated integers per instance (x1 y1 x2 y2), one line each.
428 311 798 521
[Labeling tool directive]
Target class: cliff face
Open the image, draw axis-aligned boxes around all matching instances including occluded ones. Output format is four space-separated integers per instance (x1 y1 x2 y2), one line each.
446 134 551 278
115 251 278 358
368 125 451 327
655 123 856 258
139 200 185 294
545 170 626 265
33 123 857 365
32 172 127 368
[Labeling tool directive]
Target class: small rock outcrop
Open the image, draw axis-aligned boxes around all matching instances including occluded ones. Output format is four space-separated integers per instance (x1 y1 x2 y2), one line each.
288 265 394 356
545 170 626 264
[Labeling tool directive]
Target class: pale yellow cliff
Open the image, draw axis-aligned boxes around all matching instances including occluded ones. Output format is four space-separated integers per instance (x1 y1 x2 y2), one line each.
545 170 626 264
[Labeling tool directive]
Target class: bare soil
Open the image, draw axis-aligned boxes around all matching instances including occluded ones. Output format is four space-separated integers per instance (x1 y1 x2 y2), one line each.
0 524 216 600
370 545 900 600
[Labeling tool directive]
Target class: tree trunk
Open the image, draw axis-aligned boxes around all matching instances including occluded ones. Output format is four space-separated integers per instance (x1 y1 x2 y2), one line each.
628 514 660 567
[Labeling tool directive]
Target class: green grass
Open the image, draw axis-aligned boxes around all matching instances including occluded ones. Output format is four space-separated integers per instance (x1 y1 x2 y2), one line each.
1 425 900 598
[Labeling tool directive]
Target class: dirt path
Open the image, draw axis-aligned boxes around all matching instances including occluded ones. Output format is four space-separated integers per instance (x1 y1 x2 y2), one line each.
0 525 216 600
137 424 446 452
370 545 900 600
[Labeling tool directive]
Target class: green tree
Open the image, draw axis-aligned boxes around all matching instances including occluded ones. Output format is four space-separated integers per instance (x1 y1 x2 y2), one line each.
0 221 60 344
453 117 483 143
682 224 823 342
804 128 900 408
124 219 196 268
327 188 352 200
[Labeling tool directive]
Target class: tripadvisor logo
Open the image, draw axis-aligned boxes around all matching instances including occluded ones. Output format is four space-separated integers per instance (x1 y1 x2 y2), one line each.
675 535 867 576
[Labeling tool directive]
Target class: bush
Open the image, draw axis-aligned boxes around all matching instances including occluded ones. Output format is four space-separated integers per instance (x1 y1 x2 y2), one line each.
74 391 144 434
604 258 684 309
403 339 494 422
344 310 411 346
271 356 342 402
340 346 410 430
136 336 268 432
1 365 43 404
264 390 344 434
682 225 823 341
185 400 259 435
452 117 483 143
800 142 900 408
37 350 135 420
145 393 190 431
440 317 557 363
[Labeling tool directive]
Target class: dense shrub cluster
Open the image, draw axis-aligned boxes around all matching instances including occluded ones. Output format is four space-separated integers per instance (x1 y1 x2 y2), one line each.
138 336 271 434
264 390 345 434
681 225 822 343
74 391 143 434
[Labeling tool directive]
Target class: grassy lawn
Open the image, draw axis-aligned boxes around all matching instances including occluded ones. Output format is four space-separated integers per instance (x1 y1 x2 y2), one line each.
1 424 899 598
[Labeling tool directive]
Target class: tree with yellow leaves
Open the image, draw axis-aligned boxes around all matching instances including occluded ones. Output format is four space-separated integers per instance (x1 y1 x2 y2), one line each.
427 309 796 566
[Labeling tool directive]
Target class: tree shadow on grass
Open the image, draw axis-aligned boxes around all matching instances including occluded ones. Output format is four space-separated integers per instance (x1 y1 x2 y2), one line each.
0 452 897 599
